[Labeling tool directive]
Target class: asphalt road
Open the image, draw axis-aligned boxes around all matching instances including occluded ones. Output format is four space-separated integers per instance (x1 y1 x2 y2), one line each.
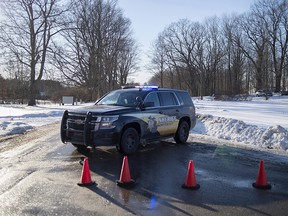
0 122 288 216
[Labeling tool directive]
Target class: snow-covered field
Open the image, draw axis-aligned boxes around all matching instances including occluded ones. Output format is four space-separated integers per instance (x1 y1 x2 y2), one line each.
194 96 288 153
1 96 288 153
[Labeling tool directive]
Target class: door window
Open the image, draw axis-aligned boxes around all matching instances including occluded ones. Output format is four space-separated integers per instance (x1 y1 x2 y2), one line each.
144 92 160 107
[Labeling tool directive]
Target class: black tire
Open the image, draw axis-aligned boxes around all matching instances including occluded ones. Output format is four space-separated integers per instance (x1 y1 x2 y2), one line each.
174 120 190 144
120 127 139 155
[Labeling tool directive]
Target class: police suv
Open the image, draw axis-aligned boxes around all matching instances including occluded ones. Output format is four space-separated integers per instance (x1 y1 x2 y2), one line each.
60 86 196 155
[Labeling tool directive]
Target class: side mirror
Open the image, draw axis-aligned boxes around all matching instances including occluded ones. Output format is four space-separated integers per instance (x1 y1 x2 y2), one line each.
143 102 154 108
136 96 144 109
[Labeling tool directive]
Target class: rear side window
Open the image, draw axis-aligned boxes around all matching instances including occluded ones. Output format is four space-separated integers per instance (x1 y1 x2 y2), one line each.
175 91 193 105
159 92 178 106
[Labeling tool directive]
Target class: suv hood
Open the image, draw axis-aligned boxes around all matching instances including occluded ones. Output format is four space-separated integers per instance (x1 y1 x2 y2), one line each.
71 104 135 115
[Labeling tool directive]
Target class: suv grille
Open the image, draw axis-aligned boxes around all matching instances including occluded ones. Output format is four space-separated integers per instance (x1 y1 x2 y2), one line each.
61 111 98 145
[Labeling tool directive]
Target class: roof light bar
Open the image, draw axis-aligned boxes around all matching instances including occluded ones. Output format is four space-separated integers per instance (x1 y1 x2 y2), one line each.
135 85 159 90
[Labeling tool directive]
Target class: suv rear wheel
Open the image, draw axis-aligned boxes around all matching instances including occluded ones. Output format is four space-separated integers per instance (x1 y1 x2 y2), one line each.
120 127 139 155
174 120 189 144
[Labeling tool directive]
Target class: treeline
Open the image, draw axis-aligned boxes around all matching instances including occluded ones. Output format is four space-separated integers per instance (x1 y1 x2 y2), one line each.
0 0 138 105
149 0 288 97
1 0 287 104
0 76 93 104
53 0 139 100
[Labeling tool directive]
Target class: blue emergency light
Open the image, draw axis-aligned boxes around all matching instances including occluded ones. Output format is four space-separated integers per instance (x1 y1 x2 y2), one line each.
135 85 159 90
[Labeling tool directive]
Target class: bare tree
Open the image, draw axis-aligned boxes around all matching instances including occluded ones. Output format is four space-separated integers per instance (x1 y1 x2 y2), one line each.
222 15 247 94
255 0 288 92
163 20 207 96
203 16 226 95
0 75 7 101
116 38 139 86
150 34 167 88
236 11 270 91
54 0 138 100
149 0 288 97
0 0 69 105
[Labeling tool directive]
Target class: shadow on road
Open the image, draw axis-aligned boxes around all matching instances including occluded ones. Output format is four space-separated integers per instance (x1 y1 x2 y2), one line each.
71 141 288 215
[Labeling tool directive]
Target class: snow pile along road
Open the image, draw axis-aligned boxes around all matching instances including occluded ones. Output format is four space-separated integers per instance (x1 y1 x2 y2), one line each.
194 114 288 151
193 95 288 152
0 103 85 137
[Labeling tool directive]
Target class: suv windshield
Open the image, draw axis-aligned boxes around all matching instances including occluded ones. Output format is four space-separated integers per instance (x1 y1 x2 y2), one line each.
96 90 142 107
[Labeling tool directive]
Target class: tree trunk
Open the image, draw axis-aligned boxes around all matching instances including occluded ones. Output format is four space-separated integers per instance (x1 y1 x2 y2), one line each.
28 80 37 106
275 73 282 92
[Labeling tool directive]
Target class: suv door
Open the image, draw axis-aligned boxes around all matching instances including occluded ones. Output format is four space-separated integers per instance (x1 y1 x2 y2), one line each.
157 91 180 135
141 92 162 139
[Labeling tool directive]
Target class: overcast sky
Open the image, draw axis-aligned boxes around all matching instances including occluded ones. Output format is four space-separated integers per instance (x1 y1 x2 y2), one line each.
117 0 256 84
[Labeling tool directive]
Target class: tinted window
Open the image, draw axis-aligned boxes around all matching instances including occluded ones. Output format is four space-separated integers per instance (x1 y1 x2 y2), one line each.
144 92 160 107
159 92 178 106
175 91 193 105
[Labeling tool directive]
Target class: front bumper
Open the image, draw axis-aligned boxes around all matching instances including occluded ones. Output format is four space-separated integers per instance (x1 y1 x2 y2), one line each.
60 110 121 147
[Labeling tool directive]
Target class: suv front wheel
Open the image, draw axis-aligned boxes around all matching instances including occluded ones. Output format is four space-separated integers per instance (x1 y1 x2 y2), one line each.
120 127 140 155
174 120 190 144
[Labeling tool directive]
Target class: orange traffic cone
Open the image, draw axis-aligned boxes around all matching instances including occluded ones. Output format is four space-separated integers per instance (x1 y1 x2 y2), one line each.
117 156 135 188
182 160 200 190
77 157 96 187
252 160 271 189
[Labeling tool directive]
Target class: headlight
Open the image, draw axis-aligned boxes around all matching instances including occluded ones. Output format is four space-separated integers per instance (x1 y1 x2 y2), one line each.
99 116 119 129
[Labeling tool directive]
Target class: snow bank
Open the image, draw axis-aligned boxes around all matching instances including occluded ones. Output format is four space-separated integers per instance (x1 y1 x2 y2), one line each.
1 121 34 136
0 103 84 137
195 114 288 151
